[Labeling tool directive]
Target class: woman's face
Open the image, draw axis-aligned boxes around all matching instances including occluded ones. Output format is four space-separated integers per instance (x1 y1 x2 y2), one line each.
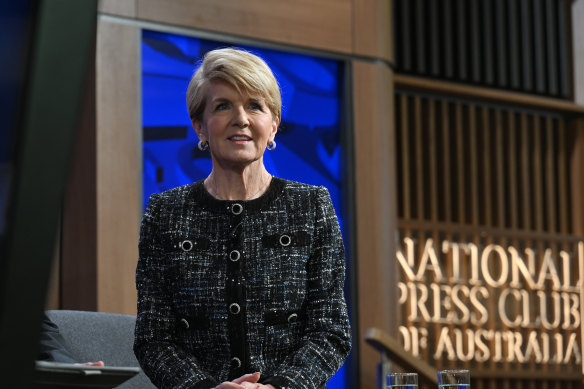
194 79 278 169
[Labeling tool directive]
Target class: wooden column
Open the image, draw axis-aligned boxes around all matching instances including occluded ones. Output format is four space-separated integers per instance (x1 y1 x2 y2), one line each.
353 61 398 389
95 18 141 314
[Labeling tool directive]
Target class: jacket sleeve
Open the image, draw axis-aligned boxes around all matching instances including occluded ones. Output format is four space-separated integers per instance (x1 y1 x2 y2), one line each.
134 193 218 389
260 187 352 389
37 312 77 363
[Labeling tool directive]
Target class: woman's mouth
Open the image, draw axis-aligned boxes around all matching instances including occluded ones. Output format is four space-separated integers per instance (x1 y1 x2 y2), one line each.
228 135 251 143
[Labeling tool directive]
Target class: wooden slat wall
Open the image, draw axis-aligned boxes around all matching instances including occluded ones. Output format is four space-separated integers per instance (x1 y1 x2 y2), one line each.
393 0 573 98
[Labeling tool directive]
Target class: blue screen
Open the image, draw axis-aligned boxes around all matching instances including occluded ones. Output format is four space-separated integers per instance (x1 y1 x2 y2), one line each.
142 30 348 388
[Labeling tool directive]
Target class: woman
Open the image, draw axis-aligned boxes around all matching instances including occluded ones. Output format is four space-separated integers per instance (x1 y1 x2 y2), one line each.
134 48 351 389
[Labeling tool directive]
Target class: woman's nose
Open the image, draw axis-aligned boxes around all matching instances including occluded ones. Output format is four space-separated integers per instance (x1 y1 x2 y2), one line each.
232 106 249 128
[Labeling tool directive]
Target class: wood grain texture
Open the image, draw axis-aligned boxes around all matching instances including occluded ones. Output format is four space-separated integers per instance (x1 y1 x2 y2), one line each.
135 0 352 53
353 60 397 389
96 20 141 314
352 0 392 60
99 0 136 18
573 0 584 104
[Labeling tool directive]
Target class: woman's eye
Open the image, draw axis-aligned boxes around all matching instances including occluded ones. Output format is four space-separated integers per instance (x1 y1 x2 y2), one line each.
249 102 263 111
214 102 229 111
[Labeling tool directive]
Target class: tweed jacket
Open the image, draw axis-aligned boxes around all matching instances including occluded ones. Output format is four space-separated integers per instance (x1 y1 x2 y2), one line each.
134 177 352 389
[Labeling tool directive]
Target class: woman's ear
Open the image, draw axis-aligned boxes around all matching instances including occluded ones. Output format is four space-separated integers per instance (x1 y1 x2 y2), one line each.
193 119 205 141
271 117 279 137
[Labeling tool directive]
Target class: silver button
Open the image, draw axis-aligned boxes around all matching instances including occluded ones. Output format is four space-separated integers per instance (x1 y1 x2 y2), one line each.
287 313 298 323
279 234 292 247
229 250 241 262
231 357 242 368
231 203 243 215
229 303 241 314
180 240 193 252
180 318 190 329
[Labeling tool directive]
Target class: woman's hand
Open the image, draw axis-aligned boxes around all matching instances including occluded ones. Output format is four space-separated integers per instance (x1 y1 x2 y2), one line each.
215 372 262 388
240 384 276 389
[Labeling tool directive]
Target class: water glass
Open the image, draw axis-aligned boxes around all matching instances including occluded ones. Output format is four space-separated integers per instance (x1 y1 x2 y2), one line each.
437 369 470 388
387 372 418 389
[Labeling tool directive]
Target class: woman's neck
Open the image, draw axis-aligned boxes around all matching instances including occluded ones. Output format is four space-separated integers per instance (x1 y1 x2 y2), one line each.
204 163 272 201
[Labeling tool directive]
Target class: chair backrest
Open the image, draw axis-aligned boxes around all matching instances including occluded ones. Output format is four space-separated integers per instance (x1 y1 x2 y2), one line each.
46 310 155 389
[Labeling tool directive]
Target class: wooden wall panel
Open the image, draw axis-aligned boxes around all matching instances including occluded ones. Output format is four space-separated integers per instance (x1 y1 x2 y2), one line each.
353 61 398 389
574 0 584 104
135 0 352 53
99 0 137 18
352 0 392 61
96 20 141 314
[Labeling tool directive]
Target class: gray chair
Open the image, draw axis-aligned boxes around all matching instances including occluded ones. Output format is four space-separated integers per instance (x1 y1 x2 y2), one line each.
46 310 155 389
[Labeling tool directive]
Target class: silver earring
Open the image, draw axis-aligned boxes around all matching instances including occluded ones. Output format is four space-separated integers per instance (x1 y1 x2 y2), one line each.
198 140 209 151
267 140 276 150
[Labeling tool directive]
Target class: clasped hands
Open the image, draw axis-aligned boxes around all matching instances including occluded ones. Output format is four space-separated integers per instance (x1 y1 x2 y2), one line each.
214 372 276 389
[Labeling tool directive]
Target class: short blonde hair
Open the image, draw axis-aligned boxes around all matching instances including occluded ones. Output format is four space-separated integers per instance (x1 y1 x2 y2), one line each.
186 48 281 123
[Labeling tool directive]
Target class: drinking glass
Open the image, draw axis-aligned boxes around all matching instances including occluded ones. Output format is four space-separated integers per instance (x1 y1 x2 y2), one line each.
437 369 470 388
387 372 418 389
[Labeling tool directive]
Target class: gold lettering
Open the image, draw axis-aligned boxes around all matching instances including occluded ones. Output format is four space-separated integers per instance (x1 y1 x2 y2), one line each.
416 239 444 282
434 327 456 361
536 248 562 290
493 331 503 362
396 237 416 281
474 329 492 362
562 292 580 330
454 328 475 362
469 285 489 325
430 283 451 323
552 333 563 364
538 290 561 330
505 331 525 363
508 246 537 289
563 333 582 364
560 250 578 292
442 241 462 282
399 326 411 352
407 282 431 322
524 331 543 363
481 244 509 287
498 289 522 328
541 332 550 363
451 285 470 324
520 289 539 328
397 282 408 305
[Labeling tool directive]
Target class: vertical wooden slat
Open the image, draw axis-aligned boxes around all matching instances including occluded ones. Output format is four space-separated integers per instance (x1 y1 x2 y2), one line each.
545 117 557 233
469 104 479 225
415 0 426 74
557 119 569 234
482 0 494 85
456 0 467 80
507 0 520 89
443 0 454 78
533 0 546 93
429 0 440 76
533 116 545 231
401 94 411 219
519 0 533 91
455 103 465 223
495 109 505 227
414 96 424 219
494 0 507 87
520 113 532 229
508 111 519 229
470 0 481 83
401 0 412 71
556 0 570 98
442 100 452 222
544 0 558 96
428 99 438 222
482 107 493 226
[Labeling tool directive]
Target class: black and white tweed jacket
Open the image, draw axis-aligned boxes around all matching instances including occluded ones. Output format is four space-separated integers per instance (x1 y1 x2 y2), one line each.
134 177 351 389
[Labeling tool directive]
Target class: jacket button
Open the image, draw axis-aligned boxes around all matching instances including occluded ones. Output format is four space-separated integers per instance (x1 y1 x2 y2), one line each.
231 203 243 215
180 318 190 329
231 357 242 368
229 303 241 315
229 250 241 262
279 234 292 247
288 313 298 323
180 240 193 252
